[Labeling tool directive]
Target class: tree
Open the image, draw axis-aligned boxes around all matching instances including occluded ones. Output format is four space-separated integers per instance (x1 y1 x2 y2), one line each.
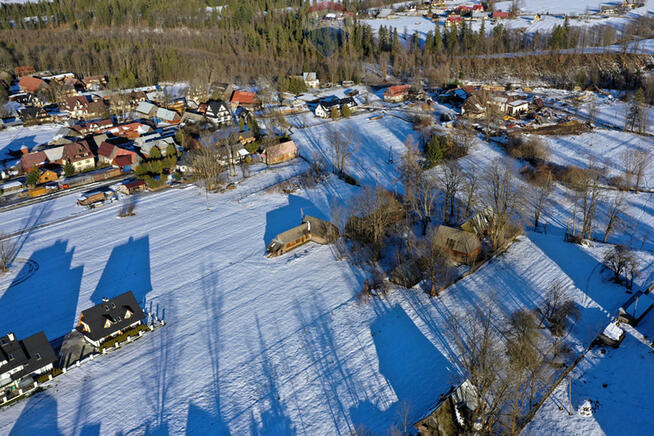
0 233 18 273
450 302 511 434
603 192 625 243
481 161 522 251
64 161 75 177
439 162 462 224
603 244 638 287
633 150 650 192
191 146 226 209
328 127 356 176
413 171 440 235
149 146 162 160
539 281 581 336
331 105 339 119
26 168 40 186
420 229 454 296
530 165 553 229
341 103 352 118
462 169 479 218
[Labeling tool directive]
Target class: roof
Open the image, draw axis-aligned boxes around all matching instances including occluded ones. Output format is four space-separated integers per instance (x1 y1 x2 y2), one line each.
114 154 133 167
136 101 157 115
79 291 146 342
63 141 93 163
42 146 64 162
433 225 481 255
156 107 180 123
0 331 56 382
385 84 411 97
231 91 256 105
18 76 45 93
20 151 48 169
98 141 116 158
263 140 298 159
493 11 509 18
206 100 230 115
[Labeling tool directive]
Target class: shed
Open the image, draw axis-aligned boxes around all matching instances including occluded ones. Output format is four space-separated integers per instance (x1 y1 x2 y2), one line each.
618 291 654 326
267 215 339 257
433 225 481 263
261 140 298 165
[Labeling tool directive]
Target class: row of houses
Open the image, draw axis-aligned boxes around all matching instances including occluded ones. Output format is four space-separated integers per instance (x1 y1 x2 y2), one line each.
1 291 145 399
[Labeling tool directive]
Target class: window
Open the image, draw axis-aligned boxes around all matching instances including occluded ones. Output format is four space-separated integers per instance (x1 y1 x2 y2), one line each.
0 339 6 345
35 353 41 360
104 319 112 328
446 238 456 249
125 310 132 319
8 354 14 361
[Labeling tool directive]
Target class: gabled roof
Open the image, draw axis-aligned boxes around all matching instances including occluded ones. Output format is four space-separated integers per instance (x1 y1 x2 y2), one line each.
63 141 93 163
18 76 45 93
385 84 411 97
135 101 157 115
98 141 117 159
42 146 65 162
20 151 48 169
206 100 230 116
114 154 133 167
231 91 256 105
0 331 56 382
433 225 481 255
79 291 146 342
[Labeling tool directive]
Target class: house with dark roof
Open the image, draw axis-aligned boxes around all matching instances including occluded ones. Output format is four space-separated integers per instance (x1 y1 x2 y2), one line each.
204 100 232 125
0 331 56 390
20 151 48 172
63 141 95 173
314 96 357 118
433 225 481 264
18 106 51 124
61 95 108 120
77 291 146 348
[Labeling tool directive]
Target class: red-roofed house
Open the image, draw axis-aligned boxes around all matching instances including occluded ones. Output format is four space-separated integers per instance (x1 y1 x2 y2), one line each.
63 141 95 172
98 142 140 168
20 151 48 172
230 91 259 109
384 84 411 102
492 11 509 19
446 15 463 26
62 95 108 120
18 76 47 94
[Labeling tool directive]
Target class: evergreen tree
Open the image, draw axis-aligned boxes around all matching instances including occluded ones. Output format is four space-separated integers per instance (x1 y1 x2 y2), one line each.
64 161 75 177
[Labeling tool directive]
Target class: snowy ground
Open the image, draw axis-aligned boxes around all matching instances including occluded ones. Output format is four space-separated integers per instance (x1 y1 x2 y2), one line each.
0 124 64 162
1 99 653 433
524 321 654 435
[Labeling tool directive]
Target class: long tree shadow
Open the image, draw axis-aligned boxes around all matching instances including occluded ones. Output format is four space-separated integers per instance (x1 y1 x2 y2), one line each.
184 260 231 435
9 391 62 436
263 194 325 248
0 239 82 340
350 302 454 434
90 236 152 306
251 316 296 435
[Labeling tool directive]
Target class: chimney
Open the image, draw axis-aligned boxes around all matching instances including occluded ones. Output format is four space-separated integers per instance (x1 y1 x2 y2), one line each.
102 297 109 303
7 333 15 341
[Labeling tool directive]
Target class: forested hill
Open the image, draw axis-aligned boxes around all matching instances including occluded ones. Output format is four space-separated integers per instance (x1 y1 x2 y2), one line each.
0 0 652 92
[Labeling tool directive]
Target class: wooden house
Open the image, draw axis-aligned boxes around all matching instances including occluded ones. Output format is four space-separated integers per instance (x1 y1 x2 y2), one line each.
267 216 339 257
261 139 298 165
433 225 481 263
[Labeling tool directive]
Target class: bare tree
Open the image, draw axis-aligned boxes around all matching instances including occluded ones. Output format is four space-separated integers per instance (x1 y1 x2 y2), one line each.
462 168 479 218
568 163 603 241
412 172 439 235
0 234 18 273
621 149 637 189
539 281 581 336
191 146 226 209
603 244 638 288
603 191 625 243
328 126 356 176
633 150 651 192
439 162 462 224
531 165 554 229
450 302 511 434
481 161 522 251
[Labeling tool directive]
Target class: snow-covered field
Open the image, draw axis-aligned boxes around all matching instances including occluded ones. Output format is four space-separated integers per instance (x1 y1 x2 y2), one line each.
1 99 653 434
0 124 63 162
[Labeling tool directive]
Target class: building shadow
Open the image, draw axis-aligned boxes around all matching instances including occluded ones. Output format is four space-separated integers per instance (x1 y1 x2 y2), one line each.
0 239 82 340
9 391 62 436
263 194 324 248
350 303 453 433
90 236 152 306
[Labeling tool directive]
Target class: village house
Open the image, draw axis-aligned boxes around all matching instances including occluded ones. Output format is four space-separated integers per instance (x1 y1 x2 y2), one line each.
20 151 48 172
117 179 147 195
97 142 141 168
63 141 95 173
384 84 411 102
433 225 481 263
314 97 357 118
103 122 152 140
492 10 509 19
17 76 47 94
261 139 299 165
37 168 59 184
61 95 108 120
155 107 182 126
0 331 56 390
230 90 259 109
77 291 146 348
204 100 232 125
618 291 654 326
82 75 107 90
446 15 463 27
18 106 51 124
490 95 529 116
135 101 159 118
303 72 320 88
108 91 148 114
9 93 43 107
42 146 65 165
267 215 339 257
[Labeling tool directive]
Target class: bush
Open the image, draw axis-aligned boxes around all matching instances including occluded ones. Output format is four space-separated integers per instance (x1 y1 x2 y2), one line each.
35 368 62 384
505 135 550 165
245 141 260 154
99 324 149 351
64 161 75 177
